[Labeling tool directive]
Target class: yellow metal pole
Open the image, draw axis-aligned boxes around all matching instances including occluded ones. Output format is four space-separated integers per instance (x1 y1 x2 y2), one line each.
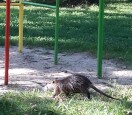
18 0 24 52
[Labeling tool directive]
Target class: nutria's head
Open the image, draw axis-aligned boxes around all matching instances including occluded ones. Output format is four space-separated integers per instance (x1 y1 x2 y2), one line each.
52 78 60 84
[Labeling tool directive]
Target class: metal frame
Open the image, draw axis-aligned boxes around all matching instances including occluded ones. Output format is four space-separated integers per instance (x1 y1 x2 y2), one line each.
2 0 104 85
97 0 105 78
2 0 60 85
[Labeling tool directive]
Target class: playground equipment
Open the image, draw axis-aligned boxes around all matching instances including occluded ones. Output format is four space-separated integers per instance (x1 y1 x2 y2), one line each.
4 0 10 85
98 0 104 78
1 0 104 85
1 0 60 85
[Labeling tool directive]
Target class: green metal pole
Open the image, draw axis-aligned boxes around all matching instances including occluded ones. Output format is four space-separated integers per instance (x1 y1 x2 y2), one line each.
97 0 105 78
54 0 59 64
22 1 56 9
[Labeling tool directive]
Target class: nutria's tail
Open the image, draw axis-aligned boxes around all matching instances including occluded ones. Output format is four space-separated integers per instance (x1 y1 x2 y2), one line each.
90 84 120 100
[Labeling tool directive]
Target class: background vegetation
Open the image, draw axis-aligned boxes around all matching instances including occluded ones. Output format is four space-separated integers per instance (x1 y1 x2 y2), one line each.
0 2 131 67
1 0 132 6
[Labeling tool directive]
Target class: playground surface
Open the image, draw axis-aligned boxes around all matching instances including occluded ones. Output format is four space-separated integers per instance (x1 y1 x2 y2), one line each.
0 46 132 94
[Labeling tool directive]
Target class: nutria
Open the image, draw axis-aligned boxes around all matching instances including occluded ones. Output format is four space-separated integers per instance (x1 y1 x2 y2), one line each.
52 73 120 100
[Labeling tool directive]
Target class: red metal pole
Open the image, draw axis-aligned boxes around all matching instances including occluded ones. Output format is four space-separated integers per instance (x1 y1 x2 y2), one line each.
5 0 10 85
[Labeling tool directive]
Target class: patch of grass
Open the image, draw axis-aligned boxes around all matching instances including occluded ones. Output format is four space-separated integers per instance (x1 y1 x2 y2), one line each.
0 3 132 67
0 87 131 115
0 91 61 115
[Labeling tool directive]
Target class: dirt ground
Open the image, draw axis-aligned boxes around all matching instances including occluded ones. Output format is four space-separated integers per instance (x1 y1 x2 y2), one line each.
0 46 132 94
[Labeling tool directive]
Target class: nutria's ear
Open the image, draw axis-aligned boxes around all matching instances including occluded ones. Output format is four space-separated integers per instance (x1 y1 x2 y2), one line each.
62 70 68 73
52 81 55 83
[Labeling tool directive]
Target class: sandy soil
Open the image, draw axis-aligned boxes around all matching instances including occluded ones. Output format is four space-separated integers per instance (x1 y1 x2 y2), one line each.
0 46 132 93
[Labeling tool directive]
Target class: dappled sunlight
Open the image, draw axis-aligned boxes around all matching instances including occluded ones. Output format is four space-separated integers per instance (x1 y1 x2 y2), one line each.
0 60 4 63
0 69 4 77
0 68 38 78
112 70 132 77
103 65 132 85
60 10 86 16
9 68 38 75
89 5 99 11
107 3 132 13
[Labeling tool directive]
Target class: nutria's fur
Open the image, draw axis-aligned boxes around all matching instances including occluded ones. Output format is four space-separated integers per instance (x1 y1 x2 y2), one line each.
52 74 119 100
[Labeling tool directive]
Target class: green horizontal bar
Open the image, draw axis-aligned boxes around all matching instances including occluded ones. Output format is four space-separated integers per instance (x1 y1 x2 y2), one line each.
22 1 56 9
